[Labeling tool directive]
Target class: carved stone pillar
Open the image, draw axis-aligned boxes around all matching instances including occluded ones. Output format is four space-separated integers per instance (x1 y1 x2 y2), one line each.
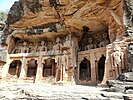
15 61 20 76
71 37 78 68
55 57 60 82
2 59 12 78
69 37 78 82
35 58 43 82
19 57 27 79
60 64 63 81
90 52 96 83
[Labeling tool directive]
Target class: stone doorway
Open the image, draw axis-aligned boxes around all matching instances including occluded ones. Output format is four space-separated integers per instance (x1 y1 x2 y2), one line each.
43 58 56 77
97 55 106 81
27 59 37 78
8 60 22 77
79 58 91 81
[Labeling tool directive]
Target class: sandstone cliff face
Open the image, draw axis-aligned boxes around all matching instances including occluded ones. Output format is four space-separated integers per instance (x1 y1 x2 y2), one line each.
5 0 124 43
123 0 133 71
1 0 132 84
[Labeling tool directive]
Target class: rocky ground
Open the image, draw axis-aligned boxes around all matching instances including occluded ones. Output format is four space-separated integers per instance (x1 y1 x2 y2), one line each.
0 81 133 100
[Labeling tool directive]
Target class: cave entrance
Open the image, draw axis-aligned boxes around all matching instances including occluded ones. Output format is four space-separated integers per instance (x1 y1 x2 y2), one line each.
8 60 22 77
27 59 37 78
43 58 56 77
97 55 106 82
79 58 91 81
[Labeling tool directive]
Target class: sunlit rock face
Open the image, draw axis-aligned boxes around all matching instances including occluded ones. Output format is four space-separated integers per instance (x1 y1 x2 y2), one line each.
6 0 124 39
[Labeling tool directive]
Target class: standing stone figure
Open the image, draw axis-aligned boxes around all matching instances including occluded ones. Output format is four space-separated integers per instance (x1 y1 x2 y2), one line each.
111 43 124 77
53 37 61 53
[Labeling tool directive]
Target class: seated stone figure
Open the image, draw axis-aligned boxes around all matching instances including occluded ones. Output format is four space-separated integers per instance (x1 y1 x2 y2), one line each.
32 45 38 52
99 33 109 47
86 37 94 50
94 35 101 48
39 41 47 52
53 37 62 54
12 46 21 54
47 41 53 51
21 42 28 53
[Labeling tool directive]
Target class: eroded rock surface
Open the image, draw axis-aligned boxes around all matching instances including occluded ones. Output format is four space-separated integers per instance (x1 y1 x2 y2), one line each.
0 83 133 100
0 0 132 87
4 0 124 39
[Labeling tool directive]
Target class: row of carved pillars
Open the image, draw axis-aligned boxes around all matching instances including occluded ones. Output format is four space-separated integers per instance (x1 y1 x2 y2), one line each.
77 54 106 84
2 56 71 83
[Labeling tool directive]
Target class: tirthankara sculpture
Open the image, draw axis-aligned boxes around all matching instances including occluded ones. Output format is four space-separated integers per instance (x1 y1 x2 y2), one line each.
0 0 132 85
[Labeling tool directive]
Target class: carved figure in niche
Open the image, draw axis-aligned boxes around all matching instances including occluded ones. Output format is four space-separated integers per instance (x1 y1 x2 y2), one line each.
111 43 124 77
80 37 88 51
11 42 19 54
32 43 38 52
79 26 90 51
47 41 53 51
66 34 71 41
62 35 71 48
94 34 101 48
99 33 109 47
86 37 94 50
21 42 28 53
28 46 31 53
27 42 33 53
39 41 47 52
54 37 62 53
13 46 20 54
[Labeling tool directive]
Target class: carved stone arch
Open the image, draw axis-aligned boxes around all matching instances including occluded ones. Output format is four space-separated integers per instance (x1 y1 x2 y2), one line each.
27 59 37 77
97 55 106 82
79 57 91 81
81 57 90 63
86 55 90 61
42 58 56 77
8 60 22 77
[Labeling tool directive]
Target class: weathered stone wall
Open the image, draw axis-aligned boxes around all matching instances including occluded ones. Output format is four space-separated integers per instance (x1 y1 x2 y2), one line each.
0 0 132 85
128 43 133 71
123 0 133 71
